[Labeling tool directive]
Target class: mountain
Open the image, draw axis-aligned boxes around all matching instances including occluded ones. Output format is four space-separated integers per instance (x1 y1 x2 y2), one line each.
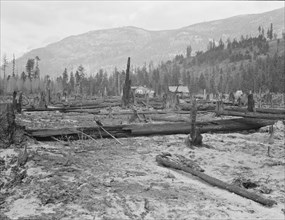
9 7 285 77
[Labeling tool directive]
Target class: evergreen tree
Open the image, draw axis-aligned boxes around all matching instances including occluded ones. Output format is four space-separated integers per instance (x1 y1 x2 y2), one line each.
267 23 273 40
26 58 35 79
198 73 206 91
69 71 75 94
1 54 8 79
34 56 40 78
12 54 15 77
218 38 224 50
218 75 223 93
186 45 192 58
62 68 68 92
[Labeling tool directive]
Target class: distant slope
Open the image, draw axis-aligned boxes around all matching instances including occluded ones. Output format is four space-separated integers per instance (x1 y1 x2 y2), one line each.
5 7 285 77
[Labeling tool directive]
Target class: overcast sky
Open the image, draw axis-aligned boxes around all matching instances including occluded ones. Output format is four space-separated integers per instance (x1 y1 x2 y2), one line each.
1 1 284 61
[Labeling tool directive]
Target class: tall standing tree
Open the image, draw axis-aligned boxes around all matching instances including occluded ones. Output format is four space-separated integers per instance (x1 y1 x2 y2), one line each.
1 54 9 94
62 68 68 92
267 23 273 40
1 54 8 79
209 74 216 94
69 71 75 94
26 58 35 79
12 54 16 77
186 45 192 58
122 57 131 108
270 23 273 40
75 65 85 94
198 73 206 91
218 75 223 93
34 56 40 78
20 72 26 81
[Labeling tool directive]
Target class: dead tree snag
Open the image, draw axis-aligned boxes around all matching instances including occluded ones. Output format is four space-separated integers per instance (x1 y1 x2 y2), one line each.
122 57 131 108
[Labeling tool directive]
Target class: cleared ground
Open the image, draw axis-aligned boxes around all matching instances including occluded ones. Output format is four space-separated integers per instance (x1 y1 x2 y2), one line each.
0 115 284 219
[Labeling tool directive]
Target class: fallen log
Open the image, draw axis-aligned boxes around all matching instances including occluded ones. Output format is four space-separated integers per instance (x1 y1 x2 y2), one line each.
128 118 274 136
99 110 191 115
23 103 120 112
179 103 216 111
219 110 285 120
224 107 285 115
63 109 100 114
28 127 80 137
27 118 274 141
149 115 190 123
156 153 276 207
68 98 121 107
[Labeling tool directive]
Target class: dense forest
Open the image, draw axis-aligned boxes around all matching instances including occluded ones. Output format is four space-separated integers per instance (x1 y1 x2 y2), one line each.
1 25 284 97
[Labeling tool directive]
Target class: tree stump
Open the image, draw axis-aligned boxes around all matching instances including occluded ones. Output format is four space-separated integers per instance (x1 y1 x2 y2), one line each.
190 98 197 143
229 92 235 104
185 98 203 147
0 103 16 148
39 91 47 108
247 94 255 112
12 91 17 110
17 92 23 113
162 93 167 109
215 101 224 116
146 93 149 108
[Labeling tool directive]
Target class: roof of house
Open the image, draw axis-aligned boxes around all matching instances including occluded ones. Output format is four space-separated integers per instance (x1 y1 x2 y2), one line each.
168 86 189 93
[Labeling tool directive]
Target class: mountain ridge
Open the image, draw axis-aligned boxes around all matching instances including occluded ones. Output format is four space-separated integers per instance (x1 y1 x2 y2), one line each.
4 7 285 78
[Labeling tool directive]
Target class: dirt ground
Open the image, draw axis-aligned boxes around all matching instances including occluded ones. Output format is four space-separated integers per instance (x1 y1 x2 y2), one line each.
0 112 284 219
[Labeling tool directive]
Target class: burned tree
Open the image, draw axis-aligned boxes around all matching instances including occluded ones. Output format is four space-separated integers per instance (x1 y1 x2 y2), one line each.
185 98 204 148
247 93 255 112
122 57 131 108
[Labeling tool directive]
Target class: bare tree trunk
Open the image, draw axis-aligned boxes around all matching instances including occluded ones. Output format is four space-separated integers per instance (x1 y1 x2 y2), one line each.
117 72 120 96
17 92 23 113
13 91 17 110
258 88 262 108
247 94 255 112
190 98 197 142
122 57 131 108
215 101 224 116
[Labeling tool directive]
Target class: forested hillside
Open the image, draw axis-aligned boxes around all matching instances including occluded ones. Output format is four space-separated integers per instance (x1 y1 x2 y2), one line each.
1 27 284 97
142 30 285 96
